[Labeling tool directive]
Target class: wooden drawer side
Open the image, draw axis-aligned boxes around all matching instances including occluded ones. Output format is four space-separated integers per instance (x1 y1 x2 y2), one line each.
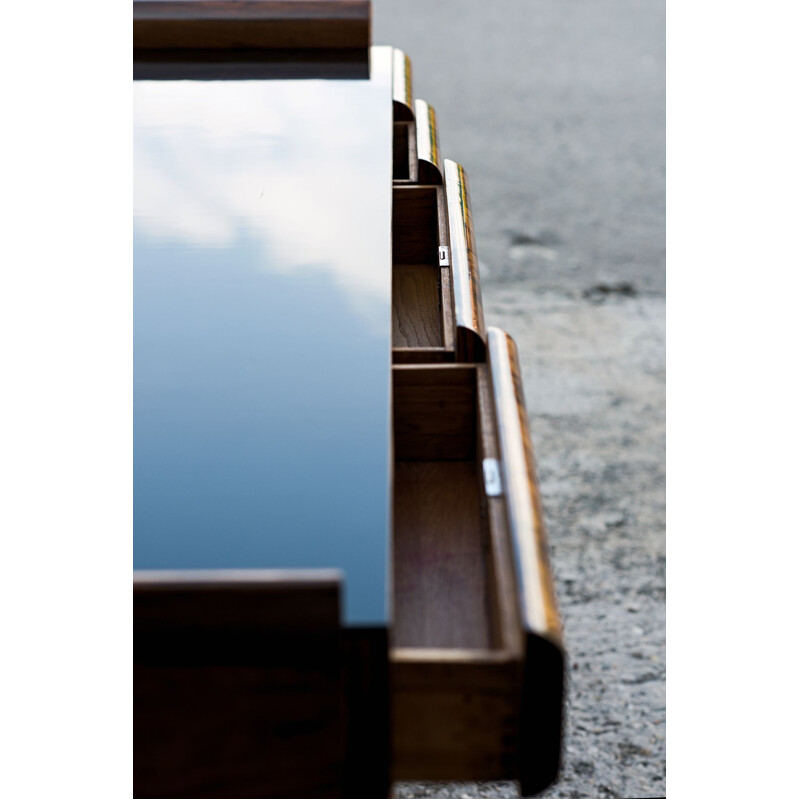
390 364 525 781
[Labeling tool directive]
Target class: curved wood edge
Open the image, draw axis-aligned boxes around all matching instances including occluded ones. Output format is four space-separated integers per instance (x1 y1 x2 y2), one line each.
486 329 561 643
444 159 486 360
486 327 564 795
133 1 371 50
414 99 442 184
392 48 414 121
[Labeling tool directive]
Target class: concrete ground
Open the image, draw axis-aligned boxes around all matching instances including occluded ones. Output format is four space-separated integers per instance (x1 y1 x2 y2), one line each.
374 1 665 797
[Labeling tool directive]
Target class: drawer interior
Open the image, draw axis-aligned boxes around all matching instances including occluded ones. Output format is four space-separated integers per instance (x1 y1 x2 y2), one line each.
393 365 496 650
392 187 454 362
391 364 524 781
394 460 493 648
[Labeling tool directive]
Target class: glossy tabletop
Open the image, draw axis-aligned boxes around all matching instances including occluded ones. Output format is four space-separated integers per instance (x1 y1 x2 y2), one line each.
133 48 393 625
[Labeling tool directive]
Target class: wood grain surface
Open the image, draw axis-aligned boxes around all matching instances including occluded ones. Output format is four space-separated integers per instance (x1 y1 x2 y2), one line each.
393 265 443 348
393 460 491 649
393 186 439 265
393 365 477 461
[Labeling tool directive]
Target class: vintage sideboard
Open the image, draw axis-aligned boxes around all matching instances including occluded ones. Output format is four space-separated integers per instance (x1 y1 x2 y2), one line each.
133 3 564 797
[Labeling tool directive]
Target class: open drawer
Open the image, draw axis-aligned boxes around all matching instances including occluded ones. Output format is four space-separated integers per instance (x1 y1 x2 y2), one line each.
391 328 564 796
392 160 487 364
392 184 454 362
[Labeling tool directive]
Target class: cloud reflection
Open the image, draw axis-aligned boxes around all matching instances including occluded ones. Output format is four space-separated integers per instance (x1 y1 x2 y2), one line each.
133 67 394 625
133 78 392 332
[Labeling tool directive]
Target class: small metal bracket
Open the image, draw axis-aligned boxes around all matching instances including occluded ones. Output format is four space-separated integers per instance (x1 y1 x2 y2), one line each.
438 245 450 266
483 458 503 497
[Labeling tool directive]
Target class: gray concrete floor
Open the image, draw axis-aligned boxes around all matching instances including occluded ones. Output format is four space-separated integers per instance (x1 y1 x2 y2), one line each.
374 2 665 797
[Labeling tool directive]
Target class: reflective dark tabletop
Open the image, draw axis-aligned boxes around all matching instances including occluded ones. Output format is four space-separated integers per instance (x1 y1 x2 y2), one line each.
133 48 393 625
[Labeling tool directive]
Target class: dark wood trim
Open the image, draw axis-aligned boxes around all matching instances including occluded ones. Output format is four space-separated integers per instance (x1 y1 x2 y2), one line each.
134 569 341 638
133 1 371 51
392 364 477 462
133 47 369 79
518 633 565 797
392 346 454 364
341 628 391 799
133 571 346 798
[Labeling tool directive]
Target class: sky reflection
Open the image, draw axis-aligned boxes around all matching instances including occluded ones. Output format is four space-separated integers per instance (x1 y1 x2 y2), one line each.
133 60 393 625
